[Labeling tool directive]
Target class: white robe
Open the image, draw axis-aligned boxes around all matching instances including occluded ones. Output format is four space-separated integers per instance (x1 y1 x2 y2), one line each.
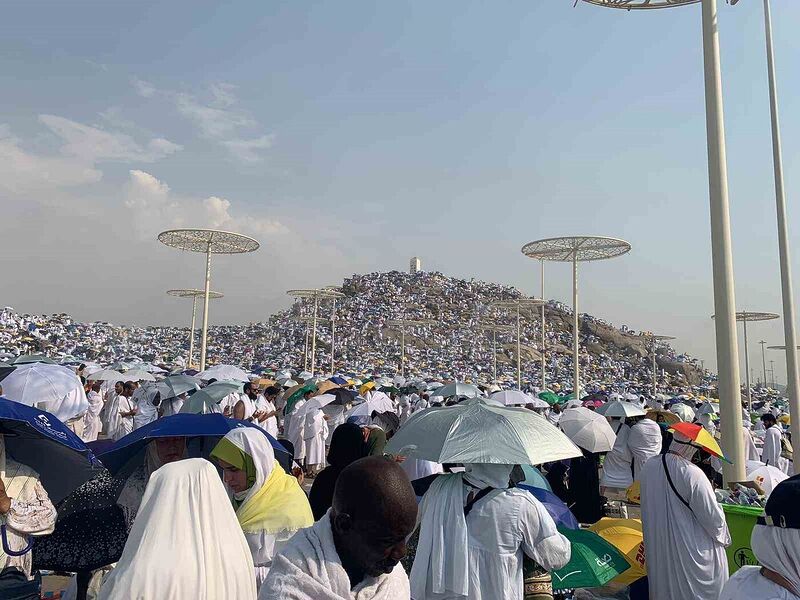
260 398 279 438
719 566 799 600
286 400 306 461
762 425 783 468
98 459 256 600
304 410 328 467
82 391 103 442
133 388 159 429
109 395 135 441
259 511 409 600
160 396 184 417
628 418 662 480
600 422 633 489
640 453 730 600
743 426 760 462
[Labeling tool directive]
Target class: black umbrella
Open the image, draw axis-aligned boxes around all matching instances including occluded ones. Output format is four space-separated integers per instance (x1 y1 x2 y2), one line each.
331 388 357 405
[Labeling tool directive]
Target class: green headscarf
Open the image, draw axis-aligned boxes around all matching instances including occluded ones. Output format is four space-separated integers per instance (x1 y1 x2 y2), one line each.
210 437 257 505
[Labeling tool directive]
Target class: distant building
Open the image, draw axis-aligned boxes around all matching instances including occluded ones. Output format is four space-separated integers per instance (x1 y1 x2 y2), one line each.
409 257 422 274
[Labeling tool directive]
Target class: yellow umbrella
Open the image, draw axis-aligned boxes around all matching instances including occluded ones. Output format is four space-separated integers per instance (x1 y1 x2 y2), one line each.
646 409 680 425
669 422 730 462
779 414 791 425
315 380 340 396
359 381 376 396
587 518 646 585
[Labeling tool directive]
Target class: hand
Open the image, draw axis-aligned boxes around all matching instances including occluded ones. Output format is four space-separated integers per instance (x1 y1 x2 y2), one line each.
393 455 407 464
292 467 305 487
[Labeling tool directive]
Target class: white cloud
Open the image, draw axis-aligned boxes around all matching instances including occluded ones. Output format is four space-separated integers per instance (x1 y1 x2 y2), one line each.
221 134 275 164
39 114 182 164
209 83 237 108
132 77 156 98
124 169 288 238
174 92 254 139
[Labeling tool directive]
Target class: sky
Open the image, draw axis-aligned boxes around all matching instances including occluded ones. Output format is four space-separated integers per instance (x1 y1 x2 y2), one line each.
2 0 800 384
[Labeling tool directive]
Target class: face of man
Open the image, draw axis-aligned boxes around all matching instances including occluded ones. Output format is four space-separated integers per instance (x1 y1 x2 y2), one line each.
115 382 123 394
332 509 415 577
154 436 185 463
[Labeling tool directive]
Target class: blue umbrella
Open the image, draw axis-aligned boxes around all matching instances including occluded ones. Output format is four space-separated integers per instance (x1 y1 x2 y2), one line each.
520 464 552 492
0 396 101 504
329 376 348 385
519 484 579 530
98 414 292 475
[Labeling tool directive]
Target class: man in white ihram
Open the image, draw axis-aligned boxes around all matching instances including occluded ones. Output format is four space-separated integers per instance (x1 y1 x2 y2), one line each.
640 430 730 599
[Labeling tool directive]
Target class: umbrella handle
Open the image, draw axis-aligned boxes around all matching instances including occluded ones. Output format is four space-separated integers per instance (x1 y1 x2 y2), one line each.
1 525 34 556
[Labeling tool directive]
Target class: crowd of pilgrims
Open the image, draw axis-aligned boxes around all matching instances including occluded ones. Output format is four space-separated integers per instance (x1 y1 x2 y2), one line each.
0 269 704 389
0 364 798 600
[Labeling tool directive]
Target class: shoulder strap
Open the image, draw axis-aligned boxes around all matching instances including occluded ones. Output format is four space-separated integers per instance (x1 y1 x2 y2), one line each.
464 487 494 517
662 454 693 514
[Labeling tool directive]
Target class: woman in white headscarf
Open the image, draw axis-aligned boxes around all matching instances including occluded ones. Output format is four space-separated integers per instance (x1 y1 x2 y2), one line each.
211 428 314 591
410 463 571 600
0 436 57 580
98 458 257 600
719 476 800 599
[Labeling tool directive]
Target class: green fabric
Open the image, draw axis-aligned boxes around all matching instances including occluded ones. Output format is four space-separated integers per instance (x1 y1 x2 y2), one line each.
210 437 257 497
538 391 561 406
285 383 316 415
551 526 630 591
366 428 387 456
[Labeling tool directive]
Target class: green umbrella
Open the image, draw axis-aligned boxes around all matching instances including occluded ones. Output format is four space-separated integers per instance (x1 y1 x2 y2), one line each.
551 526 630 591
379 386 400 395
286 383 317 414
9 354 56 365
538 391 561 405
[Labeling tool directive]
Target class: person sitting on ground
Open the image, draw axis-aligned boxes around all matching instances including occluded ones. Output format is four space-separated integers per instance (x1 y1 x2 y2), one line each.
259 456 417 600
719 474 800 599
97 459 257 600
211 428 314 591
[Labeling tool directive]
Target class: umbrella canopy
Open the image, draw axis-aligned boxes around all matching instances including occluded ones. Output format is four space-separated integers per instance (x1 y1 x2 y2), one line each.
551 526 631 591
329 376 348 385
430 382 481 399
345 391 395 418
385 399 581 465
490 390 531 406
2 362 87 421
519 485 579 530
0 397 101 504
520 465 552 492
180 380 242 411
587 518 646 586
538 391 562 405
359 381 376 396
87 369 125 382
668 422 729 462
314 380 340 396
669 402 696 422
595 400 646 418
330 388 357 406
119 369 156 382
293 394 337 418
155 374 200 400
9 354 56 365
527 397 551 409
746 461 787 497
98 413 291 475
198 364 250 382
558 407 616 453
0 365 16 384
646 409 680 425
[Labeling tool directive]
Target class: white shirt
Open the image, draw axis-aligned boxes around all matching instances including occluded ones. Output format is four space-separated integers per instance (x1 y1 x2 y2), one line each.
719 566 799 600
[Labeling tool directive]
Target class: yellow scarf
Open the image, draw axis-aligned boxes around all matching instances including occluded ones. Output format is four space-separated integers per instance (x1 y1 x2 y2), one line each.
236 464 314 534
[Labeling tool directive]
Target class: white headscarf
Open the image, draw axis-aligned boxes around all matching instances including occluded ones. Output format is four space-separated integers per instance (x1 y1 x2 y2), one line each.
217 428 276 504
751 524 800 596
669 431 699 461
98 459 256 600
463 464 514 490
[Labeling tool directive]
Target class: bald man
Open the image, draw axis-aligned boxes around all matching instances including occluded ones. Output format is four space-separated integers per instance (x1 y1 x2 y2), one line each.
259 456 417 600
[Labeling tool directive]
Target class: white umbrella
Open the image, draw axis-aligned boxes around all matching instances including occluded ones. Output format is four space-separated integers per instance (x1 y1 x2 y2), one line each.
298 371 313 381
563 399 583 409
430 382 481 399
345 391 395 418
595 400 646 418
490 390 531 406
87 369 124 382
82 363 105 376
385 398 582 465
198 364 250 382
746 460 787 497
558 407 617 453
293 394 337 418
670 403 696 422
527 397 550 409
696 401 719 416
2 363 87 421
120 369 156 382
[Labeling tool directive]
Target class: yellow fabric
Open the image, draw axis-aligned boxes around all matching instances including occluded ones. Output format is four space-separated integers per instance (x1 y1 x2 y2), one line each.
235 462 314 535
625 481 641 505
359 381 376 396
588 518 646 585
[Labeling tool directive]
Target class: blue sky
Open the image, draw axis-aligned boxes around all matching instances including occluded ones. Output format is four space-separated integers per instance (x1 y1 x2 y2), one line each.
2 0 799 382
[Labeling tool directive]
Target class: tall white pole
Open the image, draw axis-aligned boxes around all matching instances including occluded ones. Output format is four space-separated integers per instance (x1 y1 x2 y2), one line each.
516 305 521 389
760 341 768 388
763 0 800 461
572 253 580 399
330 298 337 376
199 247 212 372
311 295 318 376
743 319 752 411
401 325 406 377
652 339 658 398
541 259 546 390
493 330 497 383
702 0 745 483
189 296 197 368
303 324 309 371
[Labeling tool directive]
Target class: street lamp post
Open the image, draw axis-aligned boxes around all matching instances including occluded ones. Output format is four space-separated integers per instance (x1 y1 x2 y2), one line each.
540 260 547 389
166 289 223 368
287 289 345 376
579 0 745 483
158 229 259 371
492 298 545 390
646 335 676 397
523 236 631 398
760 341 768 387
480 323 515 383
386 318 434 378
